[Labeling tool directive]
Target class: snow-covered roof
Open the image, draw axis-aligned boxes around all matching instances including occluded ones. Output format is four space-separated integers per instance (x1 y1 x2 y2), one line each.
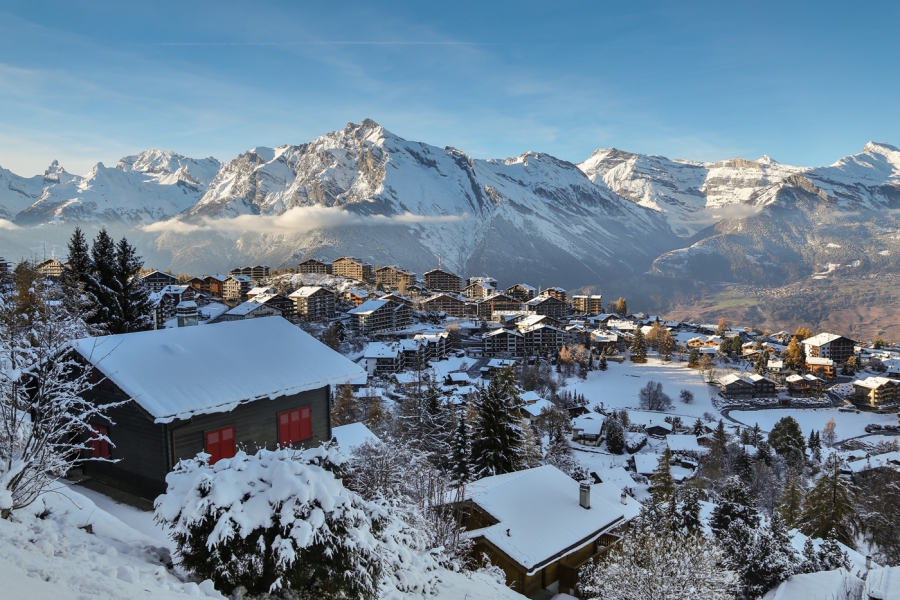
227 275 252 282
331 422 380 450
573 413 605 435
591 466 635 490
801 332 844 347
462 466 627 573
763 569 862 600
288 285 329 298
72 318 366 423
845 451 900 474
666 434 701 453
854 376 898 390
521 399 554 418
519 390 543 404
224 301 275 316
865 566 900 600
348 299 390 315
363 342 400 359
633 453 660 476
487 358 518 368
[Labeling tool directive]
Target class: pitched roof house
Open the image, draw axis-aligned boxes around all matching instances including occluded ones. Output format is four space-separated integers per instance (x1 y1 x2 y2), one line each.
72 318 364 497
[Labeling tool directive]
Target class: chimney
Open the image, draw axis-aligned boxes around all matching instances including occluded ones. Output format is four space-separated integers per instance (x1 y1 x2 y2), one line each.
176 301 199 327
579 482 591 509
620 490 628 505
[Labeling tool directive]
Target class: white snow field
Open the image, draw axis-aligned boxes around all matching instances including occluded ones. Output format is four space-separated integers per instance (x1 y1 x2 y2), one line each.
729 408 899 442
563 357 718 420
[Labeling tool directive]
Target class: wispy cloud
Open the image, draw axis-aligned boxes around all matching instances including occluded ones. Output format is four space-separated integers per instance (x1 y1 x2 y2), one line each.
0 219 20 230
140 206 467 235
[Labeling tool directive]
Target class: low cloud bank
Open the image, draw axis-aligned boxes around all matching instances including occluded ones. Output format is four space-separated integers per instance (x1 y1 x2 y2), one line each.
140 205 466 235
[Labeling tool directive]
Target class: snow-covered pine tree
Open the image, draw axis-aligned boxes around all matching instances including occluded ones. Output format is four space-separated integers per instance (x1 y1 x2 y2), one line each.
598 353 608 371
60 227 98 318
650 448 676 502
449 405 471 485
605 417 625 455
629 328 647 362
799 453 857 546
88 228 118 331
733 513 798 600
470 366 527 478
111 236 152 334
816 532 851 571
710 475 760 539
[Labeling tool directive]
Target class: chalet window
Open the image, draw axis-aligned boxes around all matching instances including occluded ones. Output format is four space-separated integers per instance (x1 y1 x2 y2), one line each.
205 426 236 465
89 424 110 459
279 407 312 447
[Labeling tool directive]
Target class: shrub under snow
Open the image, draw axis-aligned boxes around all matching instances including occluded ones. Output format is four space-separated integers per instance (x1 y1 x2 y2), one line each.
154 445 443 598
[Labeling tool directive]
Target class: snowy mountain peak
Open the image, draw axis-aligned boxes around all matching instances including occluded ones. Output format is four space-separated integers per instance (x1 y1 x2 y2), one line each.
864 141 900 155
757 154 777 165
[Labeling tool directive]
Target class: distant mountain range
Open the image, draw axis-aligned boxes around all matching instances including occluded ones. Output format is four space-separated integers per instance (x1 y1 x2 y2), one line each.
2 121 898 302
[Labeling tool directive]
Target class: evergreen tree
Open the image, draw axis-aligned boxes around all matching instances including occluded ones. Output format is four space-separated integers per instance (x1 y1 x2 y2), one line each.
605 417 625 455
778 474 805 529
89 228 118 330
60 227 96 308
754 351 768 375
816 532 851 571
111 236 152 333
734 513 797 600
650 449 676 502
692 418 705 436
710 476 760 538
629 328 647 362
470 366 527 478
598 354 608 371
678 487 703 534
449 406 471 485
688 348 700 367
768 416 806 461
799 453 856 546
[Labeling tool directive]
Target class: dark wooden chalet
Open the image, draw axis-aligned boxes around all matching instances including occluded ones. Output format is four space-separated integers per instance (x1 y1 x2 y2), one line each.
72 318 365 499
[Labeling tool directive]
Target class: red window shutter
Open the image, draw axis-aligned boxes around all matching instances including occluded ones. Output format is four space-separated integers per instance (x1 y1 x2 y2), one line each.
206 430 220 464
221 426 236 460
279 413 290 446
89 424 110 459
300 407 312 440
289 409 301 443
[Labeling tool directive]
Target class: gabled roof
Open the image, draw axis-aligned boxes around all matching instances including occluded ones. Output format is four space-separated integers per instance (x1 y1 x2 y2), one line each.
289 286 331 298
72 318 365 423
348 299 391 315
801 332 847 346
462 466 626 573
224 301 277 316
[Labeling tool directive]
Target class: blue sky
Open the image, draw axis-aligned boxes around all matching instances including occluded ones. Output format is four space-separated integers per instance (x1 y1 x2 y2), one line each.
1 1 898 176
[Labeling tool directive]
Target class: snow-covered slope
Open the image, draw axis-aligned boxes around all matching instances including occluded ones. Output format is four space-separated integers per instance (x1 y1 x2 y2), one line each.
15 150 221 226
174 120 676 285
0 165 45 220
578 149 807 236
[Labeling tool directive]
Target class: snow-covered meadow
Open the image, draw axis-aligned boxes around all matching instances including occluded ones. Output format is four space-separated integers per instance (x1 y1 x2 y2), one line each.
729 408 899 442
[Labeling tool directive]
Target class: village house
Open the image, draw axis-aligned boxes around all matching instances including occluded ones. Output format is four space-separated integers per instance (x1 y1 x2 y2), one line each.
297 258 332 275
466 275 498 290
248 293 294 318
137 269 179 293
36 258 67 279
375 265 416 289
149 285 197 329
421 292 468 318
223 274 253 302
806 356 836 379
73 317 364 498
0 257 9 275
228 265 270 280
379 292 414 307
423 268 462 293
246 286 277 301
361 342 403 376
218 299 283 322
505 283 537 302
347 299 413 335
413 332 450 361
572 413 605 445
801 332 856 365
463 281 496 301
478 293 524 319
717 374 755 400
289 286 336 321
573 294 604 316
525 294 569 320
344 288 371 307
786 373 825 397
544 286 567 303
521 323 565 354
852 376 900 407
332 257 374 282
482 328 525 357
449 465 637 597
